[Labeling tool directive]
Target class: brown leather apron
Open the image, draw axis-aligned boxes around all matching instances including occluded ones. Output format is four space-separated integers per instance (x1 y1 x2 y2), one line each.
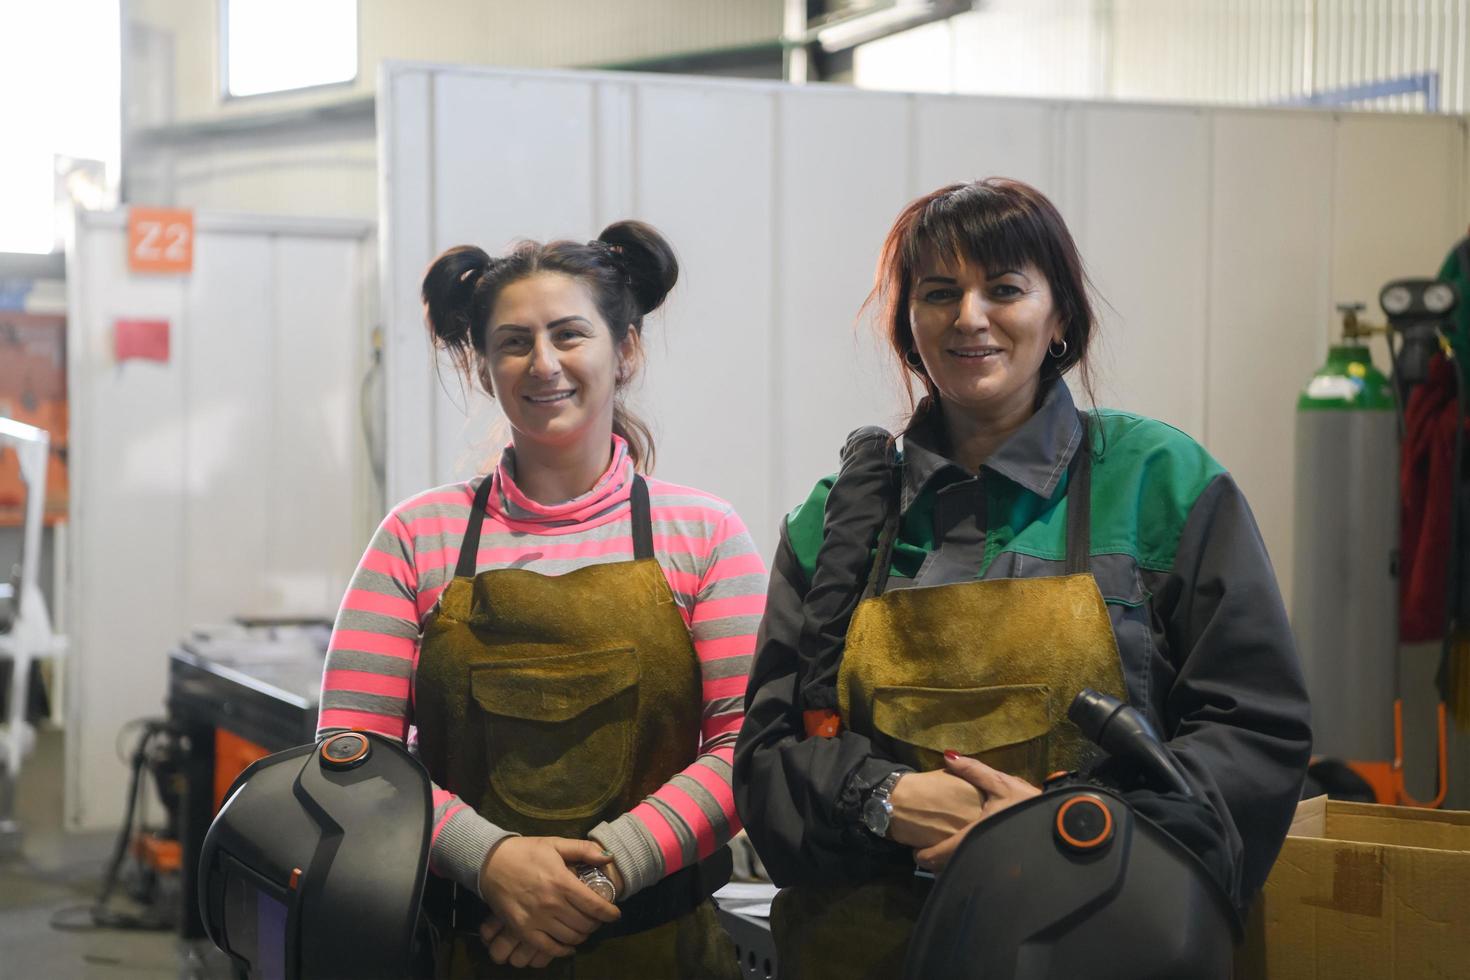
414 474 738 979
772 432 1129 980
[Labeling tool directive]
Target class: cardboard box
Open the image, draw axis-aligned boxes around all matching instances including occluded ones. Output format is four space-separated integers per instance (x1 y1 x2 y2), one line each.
1235 796 1470 979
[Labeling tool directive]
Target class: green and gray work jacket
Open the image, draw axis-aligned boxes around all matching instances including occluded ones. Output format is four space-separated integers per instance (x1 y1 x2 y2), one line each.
734 380 1313 910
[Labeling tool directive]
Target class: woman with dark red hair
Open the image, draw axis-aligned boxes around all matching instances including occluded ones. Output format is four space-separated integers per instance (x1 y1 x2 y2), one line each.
734 178 1311 980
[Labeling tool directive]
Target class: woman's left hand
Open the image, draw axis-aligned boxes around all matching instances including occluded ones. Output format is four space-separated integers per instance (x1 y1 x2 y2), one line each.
479 918 554 970
479 853 626 968
913 753 1041 873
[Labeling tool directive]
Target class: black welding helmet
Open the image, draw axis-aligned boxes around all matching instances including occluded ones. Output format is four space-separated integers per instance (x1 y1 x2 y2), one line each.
199 731 433 980
904 783 1241 980
904 688 1243 980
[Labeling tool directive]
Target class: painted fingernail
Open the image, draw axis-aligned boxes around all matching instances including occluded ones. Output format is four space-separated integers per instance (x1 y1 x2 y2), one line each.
600 848 613 857
944 749 960 760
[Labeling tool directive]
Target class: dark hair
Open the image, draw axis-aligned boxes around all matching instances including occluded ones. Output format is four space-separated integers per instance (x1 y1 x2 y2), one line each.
420 220 679 471
865 178 1099 432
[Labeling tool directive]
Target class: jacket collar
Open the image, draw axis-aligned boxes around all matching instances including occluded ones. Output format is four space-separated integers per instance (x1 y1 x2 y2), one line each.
899 380 1083 511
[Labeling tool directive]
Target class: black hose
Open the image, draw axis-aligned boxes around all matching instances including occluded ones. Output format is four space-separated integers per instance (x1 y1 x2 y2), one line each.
1387 327 1408 442
1068 688 1195 799
51 720 176 933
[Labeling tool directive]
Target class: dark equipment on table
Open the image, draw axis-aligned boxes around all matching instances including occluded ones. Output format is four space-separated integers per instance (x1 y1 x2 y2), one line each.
198 731 433 980
903 689 1240 980
50 718 187 934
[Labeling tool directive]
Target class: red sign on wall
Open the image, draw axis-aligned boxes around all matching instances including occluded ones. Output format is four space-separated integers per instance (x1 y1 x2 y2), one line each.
114 318 171 364
127 207 194 274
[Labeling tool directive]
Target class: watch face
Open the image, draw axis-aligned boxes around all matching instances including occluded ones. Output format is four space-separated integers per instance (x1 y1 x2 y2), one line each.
863 796 890 836
581 872 616 903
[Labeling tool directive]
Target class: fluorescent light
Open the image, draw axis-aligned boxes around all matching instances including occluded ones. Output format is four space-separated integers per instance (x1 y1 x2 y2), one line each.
814 1 969 55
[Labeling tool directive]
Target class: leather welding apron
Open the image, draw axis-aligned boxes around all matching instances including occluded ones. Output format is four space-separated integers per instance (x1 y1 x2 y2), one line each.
414 474 739 980
771 428 1129 980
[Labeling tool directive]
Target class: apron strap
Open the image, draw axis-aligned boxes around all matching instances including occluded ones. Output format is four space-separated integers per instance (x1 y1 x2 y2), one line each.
630 474 655 561
454 470 655 579
1064 413 1093 576
455 471 500 580
864 510 900 600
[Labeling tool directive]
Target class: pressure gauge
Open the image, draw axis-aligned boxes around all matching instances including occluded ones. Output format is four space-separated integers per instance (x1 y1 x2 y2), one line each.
1424 282 1455 315
1381 285 1413 316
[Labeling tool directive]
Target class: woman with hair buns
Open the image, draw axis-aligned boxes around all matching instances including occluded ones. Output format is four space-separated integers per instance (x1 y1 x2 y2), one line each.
318 221 760 978
734 179 1311 979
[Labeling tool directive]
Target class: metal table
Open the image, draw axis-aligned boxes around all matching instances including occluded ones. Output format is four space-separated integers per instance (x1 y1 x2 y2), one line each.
714 881 780 979
167 626 327 939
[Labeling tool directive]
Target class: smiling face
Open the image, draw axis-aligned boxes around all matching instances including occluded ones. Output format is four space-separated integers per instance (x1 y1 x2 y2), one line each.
908 250 1063 424
484 272 637 456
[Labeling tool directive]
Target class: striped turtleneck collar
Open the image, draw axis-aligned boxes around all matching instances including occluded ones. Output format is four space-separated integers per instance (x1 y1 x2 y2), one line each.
487 436 634 528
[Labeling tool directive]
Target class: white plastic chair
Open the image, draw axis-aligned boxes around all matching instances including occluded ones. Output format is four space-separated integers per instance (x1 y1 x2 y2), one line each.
0 417 68 854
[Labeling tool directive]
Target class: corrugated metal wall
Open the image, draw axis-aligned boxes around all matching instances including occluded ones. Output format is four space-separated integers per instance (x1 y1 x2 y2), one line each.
855 0 1102 97
1313 0 1469 110
1111 0 1315 105
1113 0 1469 112
857 0 1470 113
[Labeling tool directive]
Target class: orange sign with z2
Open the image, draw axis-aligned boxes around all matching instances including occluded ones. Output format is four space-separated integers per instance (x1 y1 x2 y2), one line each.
128 207 194 274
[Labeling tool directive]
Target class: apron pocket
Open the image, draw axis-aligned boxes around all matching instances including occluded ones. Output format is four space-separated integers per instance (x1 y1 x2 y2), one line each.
470 646 639 821
871 683 1053 781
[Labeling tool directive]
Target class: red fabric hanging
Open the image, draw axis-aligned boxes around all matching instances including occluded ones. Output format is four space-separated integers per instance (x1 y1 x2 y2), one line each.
1401 352 1467 641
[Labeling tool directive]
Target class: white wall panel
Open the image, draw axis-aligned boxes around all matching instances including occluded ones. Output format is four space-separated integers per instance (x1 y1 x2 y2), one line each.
632 83 778 552
594 83 637 230
270 237 367 615
1069 105 1212 441
775 87 914 527
432 74 597 254
1208 111 1337 610
1331 114 1467 314
382 64 1465 604
430 73 602 487
1330 114 1467 381
66 212 374 830
911 97 1059 199
182 234 275 622
381 68 436 508
66 222 187 831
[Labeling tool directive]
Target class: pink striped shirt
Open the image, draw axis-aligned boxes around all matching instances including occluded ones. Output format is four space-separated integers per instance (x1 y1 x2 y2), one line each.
318 438 765 898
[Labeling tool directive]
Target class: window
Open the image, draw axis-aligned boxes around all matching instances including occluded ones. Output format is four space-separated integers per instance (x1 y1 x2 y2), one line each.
0 0 119 254
223 0 357 99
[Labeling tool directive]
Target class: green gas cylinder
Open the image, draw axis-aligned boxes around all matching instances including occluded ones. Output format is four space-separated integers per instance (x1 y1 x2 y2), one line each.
1292 303 1397 765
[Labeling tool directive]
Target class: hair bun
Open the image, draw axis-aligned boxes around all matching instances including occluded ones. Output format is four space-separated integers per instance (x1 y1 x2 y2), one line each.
421 245 492 352
597 220 678 317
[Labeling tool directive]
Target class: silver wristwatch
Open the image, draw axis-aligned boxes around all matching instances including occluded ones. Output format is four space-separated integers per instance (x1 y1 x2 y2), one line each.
862 770 906 838
575 863 618 903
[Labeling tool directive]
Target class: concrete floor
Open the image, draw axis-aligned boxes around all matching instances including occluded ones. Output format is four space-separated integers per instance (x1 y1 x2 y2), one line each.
0 727 228 980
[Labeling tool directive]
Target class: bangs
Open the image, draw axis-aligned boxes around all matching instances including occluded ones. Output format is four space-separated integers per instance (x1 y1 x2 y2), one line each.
902 183 1053 279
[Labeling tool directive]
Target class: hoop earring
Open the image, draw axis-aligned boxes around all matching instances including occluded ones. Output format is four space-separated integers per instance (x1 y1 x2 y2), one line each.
1048 338 1069 358
904 349 924 369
